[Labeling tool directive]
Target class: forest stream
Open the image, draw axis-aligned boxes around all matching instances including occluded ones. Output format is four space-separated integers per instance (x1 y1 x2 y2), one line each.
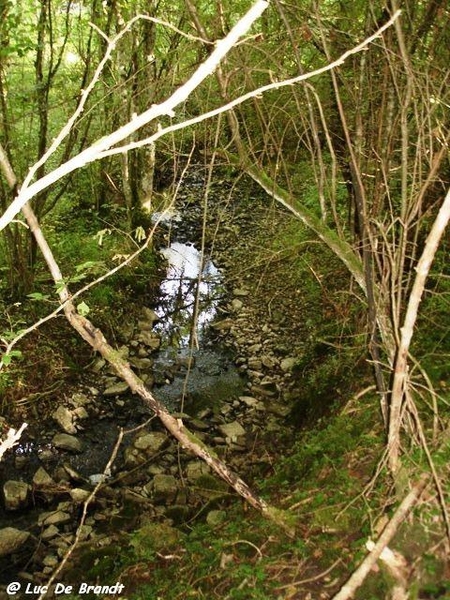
0 175 294 587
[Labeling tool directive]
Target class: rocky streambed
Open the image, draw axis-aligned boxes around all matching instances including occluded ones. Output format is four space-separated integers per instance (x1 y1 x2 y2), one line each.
0 172 305 588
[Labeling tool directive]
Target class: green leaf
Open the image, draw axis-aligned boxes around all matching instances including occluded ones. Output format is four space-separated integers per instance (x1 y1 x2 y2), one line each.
1 350 22 366
75 260 99 273
55 279 67 294
77 301 90 316
27 292 50 301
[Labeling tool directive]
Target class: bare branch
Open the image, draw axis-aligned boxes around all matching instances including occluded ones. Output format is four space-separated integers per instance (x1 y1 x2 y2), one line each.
388 186 450 473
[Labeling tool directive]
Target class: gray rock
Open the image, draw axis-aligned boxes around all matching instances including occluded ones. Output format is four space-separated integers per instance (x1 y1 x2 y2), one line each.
211 318 233 331
218 421 246 439
33 467 55 488
52 433 83 453
70 392 91 407
261 355 277 369
3 480 30 511
70 489 91 503
248 343 262 353
231 298 243 312
130 357 153 370
136 330 161 350
73 406 89 420
280 357 297 372
176 355 196 369
62 464 86 483
185 461 210 482
42 555 59 567
118 321 135 341
233 288 250 297
141 307 159 325
41 525 59 540
239 396 259 407
206 510 227 527
151 474 178 504
134 432 168 454
90 358 106 373
138 320 154 332
267 401 291 417
53 405 76 434
0 527 30 557
38 510 71 526
103 381 129 396
248 358 262 371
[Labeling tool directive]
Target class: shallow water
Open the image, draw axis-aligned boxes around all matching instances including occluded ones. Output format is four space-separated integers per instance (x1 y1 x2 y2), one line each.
155 242 223 349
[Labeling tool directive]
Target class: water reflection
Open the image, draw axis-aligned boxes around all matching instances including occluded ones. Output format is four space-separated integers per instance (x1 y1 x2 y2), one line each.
155 242 222 348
